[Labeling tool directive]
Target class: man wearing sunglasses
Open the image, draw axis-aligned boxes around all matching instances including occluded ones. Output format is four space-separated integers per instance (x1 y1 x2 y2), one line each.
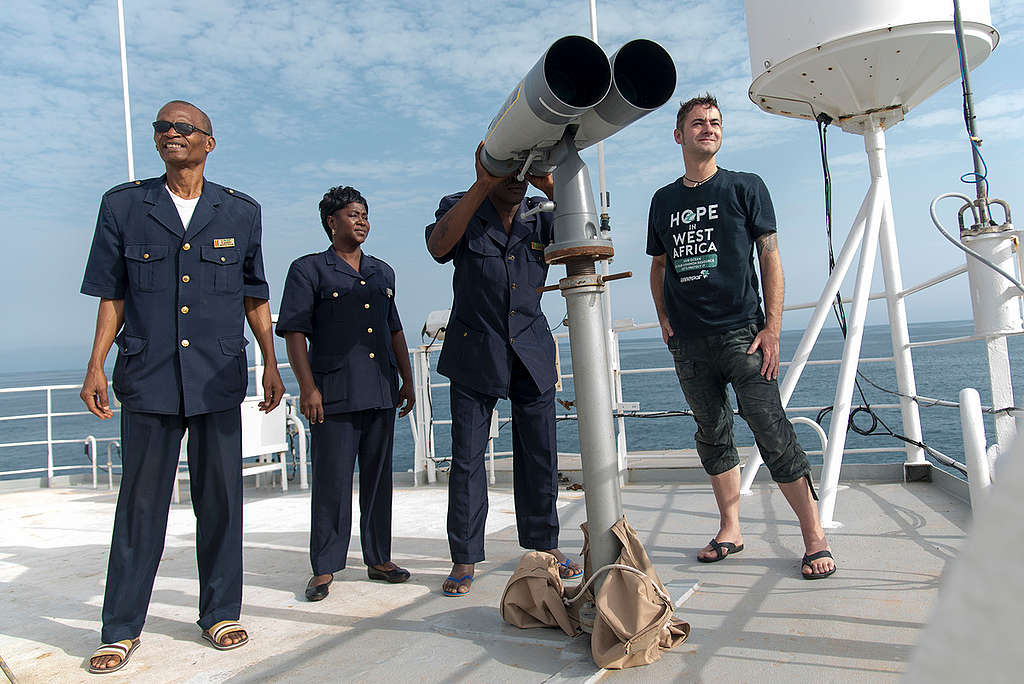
80 100 285 673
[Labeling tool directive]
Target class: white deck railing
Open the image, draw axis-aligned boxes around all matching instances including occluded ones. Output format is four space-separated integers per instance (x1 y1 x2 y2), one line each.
1 315 1016 490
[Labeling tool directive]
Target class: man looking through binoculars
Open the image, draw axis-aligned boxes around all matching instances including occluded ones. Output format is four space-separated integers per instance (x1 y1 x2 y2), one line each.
425 144 583 597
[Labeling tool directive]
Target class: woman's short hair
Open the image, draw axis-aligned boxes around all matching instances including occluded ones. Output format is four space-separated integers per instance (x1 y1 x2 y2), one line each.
319 186 368 239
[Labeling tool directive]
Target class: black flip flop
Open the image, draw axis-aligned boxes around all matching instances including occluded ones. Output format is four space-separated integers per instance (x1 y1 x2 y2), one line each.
698 538 744 563
801 549 837 579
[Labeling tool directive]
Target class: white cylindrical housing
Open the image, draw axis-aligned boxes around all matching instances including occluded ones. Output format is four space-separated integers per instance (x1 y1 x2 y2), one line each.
963 230 1024 336
744 0 998 124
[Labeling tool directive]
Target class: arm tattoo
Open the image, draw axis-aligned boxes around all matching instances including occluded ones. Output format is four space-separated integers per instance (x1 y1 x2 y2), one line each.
756 232 778 254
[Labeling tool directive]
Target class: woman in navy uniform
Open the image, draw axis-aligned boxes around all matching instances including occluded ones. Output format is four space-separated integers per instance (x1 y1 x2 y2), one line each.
276 186 414 600
425 144 583 597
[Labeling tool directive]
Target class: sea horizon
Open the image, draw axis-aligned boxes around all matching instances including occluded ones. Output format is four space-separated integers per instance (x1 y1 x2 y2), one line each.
0 316 984 376
2 317 1020 482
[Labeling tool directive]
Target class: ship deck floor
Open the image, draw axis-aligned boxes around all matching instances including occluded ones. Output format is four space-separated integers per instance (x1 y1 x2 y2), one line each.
0 473 969 683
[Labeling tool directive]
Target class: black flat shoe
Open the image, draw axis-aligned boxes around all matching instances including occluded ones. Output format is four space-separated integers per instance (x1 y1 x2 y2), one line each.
305 576 332 601
367 565 411 583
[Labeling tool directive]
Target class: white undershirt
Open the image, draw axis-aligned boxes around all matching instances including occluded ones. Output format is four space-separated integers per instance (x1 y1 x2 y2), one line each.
166 184 200 232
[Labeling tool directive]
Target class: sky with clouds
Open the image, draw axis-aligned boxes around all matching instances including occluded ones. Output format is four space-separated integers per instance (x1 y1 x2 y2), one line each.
2 0 1023 372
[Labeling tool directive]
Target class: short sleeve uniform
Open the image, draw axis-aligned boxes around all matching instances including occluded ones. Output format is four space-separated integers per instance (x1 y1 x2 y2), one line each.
646 169 776 338
80 176 269 416
424 194 555 398
276 249 402 414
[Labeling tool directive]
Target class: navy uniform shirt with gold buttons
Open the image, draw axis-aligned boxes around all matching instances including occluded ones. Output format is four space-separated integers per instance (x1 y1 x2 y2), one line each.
425 193 555 398
275 249 402 414
80 176 270 417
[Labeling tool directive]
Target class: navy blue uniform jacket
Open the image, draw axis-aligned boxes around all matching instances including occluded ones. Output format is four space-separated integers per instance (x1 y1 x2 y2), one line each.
275 249 402 414
81 176 270 417
425 194 556 398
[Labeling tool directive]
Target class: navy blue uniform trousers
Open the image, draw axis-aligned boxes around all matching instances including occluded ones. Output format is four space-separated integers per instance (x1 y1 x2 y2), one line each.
448 356 558 564
309 408 395 575
101 407 242 643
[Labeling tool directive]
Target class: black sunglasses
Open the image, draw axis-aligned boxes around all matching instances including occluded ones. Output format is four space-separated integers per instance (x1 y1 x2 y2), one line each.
152 120 211 136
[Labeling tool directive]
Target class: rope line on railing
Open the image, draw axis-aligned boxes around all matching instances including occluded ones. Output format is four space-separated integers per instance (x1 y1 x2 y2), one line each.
854 369 1021 416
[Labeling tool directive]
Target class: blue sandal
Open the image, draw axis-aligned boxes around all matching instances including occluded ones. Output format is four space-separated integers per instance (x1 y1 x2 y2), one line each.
443 574 473 596
558 558 584 580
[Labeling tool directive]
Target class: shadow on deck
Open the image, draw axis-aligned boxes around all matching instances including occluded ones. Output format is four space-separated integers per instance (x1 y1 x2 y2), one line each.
0 472 969 683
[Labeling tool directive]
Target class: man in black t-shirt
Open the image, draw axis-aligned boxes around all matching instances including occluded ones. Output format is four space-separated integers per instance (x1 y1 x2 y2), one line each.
647 94 836 579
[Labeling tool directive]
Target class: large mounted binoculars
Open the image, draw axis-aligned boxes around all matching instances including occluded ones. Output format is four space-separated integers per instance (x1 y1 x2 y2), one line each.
479 36 676 588
480 35 676 178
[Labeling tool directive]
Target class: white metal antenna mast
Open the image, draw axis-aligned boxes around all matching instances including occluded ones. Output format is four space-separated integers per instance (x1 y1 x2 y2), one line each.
117 0 135 181
588 0 630 477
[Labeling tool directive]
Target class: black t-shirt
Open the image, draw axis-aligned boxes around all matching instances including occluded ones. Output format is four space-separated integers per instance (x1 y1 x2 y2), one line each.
646 168 776 338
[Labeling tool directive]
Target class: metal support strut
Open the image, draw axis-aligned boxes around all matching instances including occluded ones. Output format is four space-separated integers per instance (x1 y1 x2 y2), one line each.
739 116 925 529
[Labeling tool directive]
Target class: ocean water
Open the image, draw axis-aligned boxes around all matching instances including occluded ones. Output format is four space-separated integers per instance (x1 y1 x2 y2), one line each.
0 319 1019 480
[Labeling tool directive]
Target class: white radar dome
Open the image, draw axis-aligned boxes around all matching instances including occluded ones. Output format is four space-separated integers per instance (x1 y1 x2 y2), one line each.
745 0 998 131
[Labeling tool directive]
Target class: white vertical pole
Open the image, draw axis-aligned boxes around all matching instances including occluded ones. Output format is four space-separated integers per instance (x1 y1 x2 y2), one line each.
286 411 308 490
739 183 873 493
819 121 889 528
87 435 98 488
612 330 628 480
587 0 623 478
46 389 54 485
960 387 992 508
488 409 498 486
116 0 135 181
423 351 436 484
587 0 608 219
107 443 115 490
251 333 263 399
877 167 925 466
410 349 425 486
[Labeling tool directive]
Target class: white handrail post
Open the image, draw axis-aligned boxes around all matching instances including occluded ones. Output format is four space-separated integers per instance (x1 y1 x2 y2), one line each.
46 388 54 486
86 435 98 488
417 347 437 484
286 409 308 490
411 348 426 485
960 388 991 509
251 333 264 399
406 410 420 487
791 417 829 454
107 441 118 490
819 119 891 528
609 329 628 485
488 410 498 486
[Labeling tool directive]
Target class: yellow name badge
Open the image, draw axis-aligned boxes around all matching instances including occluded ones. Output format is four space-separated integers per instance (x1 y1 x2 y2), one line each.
530 241 545 251
213 238 236 248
